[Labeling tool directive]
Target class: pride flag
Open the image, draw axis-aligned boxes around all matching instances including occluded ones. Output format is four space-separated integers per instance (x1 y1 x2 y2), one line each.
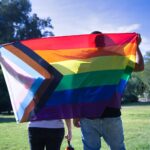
0 33 138 122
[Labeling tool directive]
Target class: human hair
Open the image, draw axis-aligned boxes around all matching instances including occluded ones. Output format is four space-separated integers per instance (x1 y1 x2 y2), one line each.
91 31 102 34
91 31 105 47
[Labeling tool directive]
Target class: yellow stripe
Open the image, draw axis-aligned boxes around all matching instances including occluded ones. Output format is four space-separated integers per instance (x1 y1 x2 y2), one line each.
50 55 136 75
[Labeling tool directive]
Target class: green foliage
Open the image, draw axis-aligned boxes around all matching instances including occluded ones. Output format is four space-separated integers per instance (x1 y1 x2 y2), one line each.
0 0 53 44
0 72 12 113
123 74 145 103
143 52 150 96
135 51 150 98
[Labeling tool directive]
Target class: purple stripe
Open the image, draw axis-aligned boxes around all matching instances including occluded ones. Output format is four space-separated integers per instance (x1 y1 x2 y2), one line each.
31 93 122 121
107 93 122 108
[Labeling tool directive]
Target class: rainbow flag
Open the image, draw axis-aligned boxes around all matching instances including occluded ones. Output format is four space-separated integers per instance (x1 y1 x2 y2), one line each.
0 33 138 123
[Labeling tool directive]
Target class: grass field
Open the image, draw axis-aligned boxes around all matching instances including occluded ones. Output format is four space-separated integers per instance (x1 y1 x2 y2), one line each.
0 104 150 150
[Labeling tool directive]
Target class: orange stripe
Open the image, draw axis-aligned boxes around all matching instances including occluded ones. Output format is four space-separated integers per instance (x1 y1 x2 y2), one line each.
34 43 137 63
20 100 35 122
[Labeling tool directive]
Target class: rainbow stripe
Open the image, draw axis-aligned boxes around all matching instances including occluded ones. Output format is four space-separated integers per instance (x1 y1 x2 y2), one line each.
0 33 138 122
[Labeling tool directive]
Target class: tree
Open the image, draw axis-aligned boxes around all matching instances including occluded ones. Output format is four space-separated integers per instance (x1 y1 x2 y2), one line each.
122 74 145 103
0 0 54 113
142 52 150 98
0 0 53 44
0 70 12 114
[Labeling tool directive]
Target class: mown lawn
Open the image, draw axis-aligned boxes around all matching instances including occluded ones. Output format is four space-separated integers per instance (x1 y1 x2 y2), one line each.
0 104 150 150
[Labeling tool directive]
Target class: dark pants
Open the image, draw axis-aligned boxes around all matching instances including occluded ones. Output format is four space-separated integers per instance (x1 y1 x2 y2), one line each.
28 127 65 150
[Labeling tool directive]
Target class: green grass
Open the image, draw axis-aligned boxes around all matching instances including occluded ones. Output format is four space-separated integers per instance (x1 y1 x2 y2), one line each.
0 104 150 150
122 105 150 150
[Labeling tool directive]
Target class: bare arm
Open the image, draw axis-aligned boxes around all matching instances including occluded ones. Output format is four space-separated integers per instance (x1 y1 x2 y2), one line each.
65 119 72 141
134 34 144 72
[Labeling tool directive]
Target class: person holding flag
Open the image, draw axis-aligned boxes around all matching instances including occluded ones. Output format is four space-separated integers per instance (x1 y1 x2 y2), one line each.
73 31 144 150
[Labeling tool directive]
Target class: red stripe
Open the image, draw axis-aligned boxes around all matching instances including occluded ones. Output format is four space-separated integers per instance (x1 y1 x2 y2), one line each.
21 33 138 50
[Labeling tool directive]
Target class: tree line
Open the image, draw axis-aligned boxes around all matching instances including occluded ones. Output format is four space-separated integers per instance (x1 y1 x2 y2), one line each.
0 0 150 113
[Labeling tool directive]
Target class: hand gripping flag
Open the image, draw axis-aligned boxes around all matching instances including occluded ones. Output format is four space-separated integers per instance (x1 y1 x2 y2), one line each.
0 33 138 123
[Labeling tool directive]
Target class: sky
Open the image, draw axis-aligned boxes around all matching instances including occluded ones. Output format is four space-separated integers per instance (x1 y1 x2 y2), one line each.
31 0 150 55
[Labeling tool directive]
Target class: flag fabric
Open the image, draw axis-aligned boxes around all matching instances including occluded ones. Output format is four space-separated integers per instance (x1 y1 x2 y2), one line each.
0 33 138 123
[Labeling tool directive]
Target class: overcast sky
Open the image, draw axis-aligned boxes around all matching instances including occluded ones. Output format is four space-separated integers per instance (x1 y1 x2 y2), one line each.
30 0 150 55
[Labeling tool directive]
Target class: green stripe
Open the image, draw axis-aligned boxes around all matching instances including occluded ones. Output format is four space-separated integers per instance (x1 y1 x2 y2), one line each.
56 70 128 91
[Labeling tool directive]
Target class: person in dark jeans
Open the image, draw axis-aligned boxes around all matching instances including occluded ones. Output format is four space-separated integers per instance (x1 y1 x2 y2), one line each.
28 119 72 150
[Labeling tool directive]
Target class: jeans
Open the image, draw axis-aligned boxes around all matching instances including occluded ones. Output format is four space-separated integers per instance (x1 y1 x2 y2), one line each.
80 117 126 150
28 127 64 150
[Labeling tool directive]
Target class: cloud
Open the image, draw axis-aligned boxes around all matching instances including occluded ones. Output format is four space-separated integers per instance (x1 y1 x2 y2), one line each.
99 23 141 33
116 24 141 32
77 17 141 34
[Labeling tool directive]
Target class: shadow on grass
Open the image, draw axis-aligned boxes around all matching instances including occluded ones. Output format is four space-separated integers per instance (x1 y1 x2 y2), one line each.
122 101 150 107
0 114 16 123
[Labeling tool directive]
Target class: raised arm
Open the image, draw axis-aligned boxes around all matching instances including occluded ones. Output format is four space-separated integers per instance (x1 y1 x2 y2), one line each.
134 34 144 72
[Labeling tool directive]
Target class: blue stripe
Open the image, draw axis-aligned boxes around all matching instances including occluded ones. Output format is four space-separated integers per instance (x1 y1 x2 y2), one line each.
46 85 117 106
46 78 127 107
117 79 128 94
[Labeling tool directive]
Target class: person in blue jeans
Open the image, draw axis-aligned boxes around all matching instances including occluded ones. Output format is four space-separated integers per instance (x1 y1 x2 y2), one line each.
73 31 144 150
